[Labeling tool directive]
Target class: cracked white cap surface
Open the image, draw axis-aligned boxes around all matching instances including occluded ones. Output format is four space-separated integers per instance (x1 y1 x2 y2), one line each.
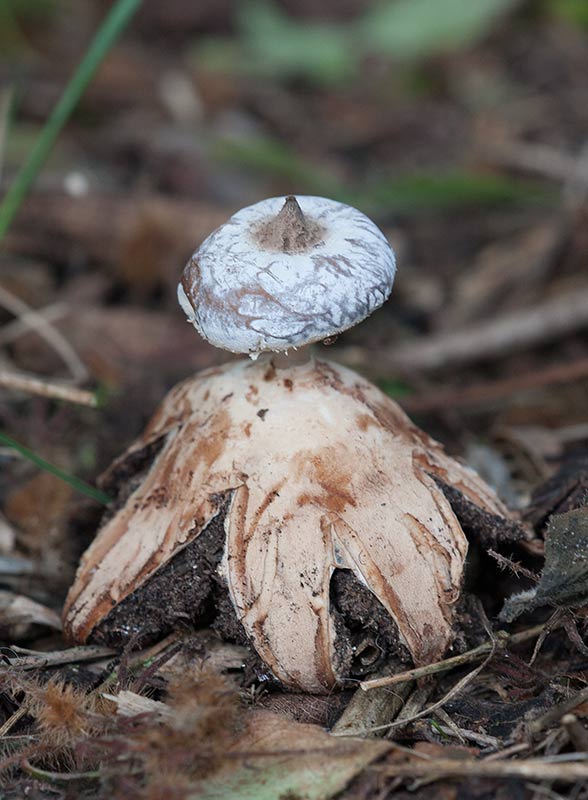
178 195 396 355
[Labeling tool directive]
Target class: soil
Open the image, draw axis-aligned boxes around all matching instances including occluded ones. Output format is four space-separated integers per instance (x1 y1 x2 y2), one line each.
92 505 228 648
436 479 526 549
330 568 413 679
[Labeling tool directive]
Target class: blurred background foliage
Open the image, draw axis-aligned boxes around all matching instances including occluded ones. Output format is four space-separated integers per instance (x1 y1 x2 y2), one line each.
199 0 520 83
1 0 588 490
1 0 585 216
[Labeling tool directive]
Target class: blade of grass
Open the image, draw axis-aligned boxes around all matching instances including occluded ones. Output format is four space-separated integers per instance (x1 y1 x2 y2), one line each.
0 0 142 242
0 431 110 505
0 87 15 183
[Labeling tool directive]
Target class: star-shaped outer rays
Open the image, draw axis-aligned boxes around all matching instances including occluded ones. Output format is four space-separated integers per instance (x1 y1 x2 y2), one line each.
63 358 509 692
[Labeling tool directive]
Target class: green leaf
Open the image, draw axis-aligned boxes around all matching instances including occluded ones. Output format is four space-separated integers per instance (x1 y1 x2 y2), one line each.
355 171 554 213
214 135 554 214
196 1 356 86
237 1 356 84
378 378 412 399
361 0 519 60
549 0 588 29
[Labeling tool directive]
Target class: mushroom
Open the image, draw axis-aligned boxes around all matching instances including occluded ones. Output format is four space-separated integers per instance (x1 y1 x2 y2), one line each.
63 196 513 692
177 195 396 358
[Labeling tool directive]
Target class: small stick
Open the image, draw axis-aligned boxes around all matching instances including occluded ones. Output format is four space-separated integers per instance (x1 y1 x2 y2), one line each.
433 708 466 744
429 719 501 748
357 643 497 736
21 758 100 784
340 288 588 373
0 369 97 407
360 624 549 691
391 684 432 730
371 757 588 783
0 303 66 345
402 357 588 413
96 631 182 692
0 283 88 381
0 704 28 737
487 549 539 582
483 742 531 762
0 644 115 671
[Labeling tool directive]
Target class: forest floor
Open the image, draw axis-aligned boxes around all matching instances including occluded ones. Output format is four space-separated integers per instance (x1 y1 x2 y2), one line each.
2 1 588 797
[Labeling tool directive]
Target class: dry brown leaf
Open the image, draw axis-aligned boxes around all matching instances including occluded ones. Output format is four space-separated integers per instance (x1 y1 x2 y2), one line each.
192 709 390 800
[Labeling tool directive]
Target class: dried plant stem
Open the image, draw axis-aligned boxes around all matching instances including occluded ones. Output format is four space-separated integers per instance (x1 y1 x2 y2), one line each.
0 704 28 737
96 631 182 692
0 302 66 345
483 742 531 762
371 757 588 783
402 357 588 413
429 718 501 748
391 684 433 730
0 283 87 382
0 644 114 671
341 287 588 373
0 369 97 406
360 623 549 692
21 759 100 784
562 714 588 752
357 644 496 736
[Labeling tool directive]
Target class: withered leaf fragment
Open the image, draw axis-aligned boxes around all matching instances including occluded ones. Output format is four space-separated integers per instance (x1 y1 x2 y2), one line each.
501 507 588 622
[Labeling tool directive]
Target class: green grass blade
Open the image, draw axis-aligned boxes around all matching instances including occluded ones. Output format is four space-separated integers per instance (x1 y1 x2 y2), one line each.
0 431 111 505
0 0 142 242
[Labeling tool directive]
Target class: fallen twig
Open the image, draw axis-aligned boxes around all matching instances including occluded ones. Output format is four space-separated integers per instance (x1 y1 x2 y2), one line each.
483 742 531 761
487 549 539 582
356 640 498 736
0 283 88 382
371 755 588 783
0 302 66 346
0 644 115 671
332 676 412 738
340 287 588 373
562 714 588 752
401 357 588 413
0 369 97 406
21 758 100 784
0 704 29 737
360 623 551 691
426 717 501 748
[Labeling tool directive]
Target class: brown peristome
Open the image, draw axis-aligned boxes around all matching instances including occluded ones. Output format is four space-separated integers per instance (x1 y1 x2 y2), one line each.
63 358 508 693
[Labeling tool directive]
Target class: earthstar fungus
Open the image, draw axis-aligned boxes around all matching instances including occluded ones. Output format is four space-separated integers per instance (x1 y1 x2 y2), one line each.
64 196 512 693
178 195 396 357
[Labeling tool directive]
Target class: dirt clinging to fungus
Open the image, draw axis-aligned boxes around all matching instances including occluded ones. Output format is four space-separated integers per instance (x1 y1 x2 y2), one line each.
92 500 413 687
